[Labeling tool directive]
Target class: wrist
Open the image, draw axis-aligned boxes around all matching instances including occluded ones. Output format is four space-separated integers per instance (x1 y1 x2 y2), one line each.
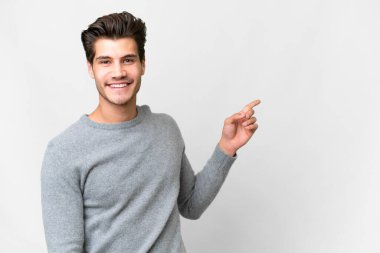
218 140 237 157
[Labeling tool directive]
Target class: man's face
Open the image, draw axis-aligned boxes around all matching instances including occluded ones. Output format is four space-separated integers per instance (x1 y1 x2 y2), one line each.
87 37 145 107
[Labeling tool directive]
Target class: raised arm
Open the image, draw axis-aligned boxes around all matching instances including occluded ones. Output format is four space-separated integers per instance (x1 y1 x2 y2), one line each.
41 142 85 253
177 99 261 220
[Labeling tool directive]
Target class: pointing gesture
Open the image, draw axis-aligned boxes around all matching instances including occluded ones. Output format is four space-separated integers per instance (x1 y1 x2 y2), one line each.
218 99 261 156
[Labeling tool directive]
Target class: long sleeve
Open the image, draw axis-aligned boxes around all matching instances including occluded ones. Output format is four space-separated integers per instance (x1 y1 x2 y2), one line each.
41 142 85 253
177 143 238 220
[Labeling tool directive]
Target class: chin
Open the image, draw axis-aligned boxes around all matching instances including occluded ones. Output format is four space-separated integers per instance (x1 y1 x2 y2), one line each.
111 99 131 106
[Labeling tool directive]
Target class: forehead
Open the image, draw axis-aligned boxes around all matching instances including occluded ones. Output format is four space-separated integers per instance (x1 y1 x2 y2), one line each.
93 37 138 58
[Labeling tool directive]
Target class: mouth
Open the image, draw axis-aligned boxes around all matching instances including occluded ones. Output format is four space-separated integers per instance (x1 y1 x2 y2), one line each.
107 81 133 89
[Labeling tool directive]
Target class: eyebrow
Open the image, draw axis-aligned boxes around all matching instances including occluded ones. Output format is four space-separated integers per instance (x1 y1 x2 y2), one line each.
95 54 138 61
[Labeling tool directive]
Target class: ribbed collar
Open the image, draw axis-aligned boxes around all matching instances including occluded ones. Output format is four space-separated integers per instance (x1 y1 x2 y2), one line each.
80 104 151 130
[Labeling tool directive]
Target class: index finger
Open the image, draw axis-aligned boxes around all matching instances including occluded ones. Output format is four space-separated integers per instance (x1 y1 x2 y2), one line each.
242 99 261 112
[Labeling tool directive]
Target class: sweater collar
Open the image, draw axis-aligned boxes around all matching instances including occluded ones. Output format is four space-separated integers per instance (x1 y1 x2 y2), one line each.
80 104 151 130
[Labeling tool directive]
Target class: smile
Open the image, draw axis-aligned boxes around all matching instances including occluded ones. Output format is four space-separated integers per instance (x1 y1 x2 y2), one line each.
108 83 131 88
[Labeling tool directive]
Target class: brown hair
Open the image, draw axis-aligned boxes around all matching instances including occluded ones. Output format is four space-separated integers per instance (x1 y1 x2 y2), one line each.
81 11 147 64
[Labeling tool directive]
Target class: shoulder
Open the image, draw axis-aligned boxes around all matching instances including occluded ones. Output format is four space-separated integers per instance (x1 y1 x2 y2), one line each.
150 110 181 131
44 117 87 160
146 107 184 143
42 117 87 180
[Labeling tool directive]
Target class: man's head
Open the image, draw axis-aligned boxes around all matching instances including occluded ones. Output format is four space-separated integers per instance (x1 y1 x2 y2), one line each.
81 12 147 107
81 11 146 65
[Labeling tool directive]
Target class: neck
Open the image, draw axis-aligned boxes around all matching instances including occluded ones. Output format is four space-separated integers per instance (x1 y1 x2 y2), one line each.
88 96 138 123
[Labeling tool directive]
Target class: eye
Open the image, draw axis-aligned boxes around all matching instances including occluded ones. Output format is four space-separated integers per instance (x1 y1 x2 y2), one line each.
99 60 111 65
123 58 135 64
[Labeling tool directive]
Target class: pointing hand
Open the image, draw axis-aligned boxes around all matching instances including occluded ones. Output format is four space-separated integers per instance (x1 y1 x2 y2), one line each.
218 99 261 156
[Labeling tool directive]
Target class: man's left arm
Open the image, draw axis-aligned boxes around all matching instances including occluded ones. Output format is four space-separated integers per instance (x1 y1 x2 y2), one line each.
177 99 261 219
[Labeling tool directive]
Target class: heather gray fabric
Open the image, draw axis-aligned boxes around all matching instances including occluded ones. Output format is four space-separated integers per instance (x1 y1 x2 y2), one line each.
41 104 237 253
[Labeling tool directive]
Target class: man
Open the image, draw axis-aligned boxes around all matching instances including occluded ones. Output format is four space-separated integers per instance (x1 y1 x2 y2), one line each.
41 11 260 253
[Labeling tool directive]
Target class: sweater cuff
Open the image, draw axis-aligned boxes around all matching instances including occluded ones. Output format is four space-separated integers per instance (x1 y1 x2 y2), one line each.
212 143 238 170
216 143 238 159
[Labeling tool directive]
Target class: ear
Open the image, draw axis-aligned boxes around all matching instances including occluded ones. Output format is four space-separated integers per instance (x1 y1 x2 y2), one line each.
141 57 146 76
87 61 95 79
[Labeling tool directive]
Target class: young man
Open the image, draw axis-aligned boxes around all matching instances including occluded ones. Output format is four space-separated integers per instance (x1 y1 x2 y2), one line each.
41 11 260 253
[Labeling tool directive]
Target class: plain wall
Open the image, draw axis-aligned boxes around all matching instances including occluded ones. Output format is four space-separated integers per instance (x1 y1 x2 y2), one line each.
0 0 379 252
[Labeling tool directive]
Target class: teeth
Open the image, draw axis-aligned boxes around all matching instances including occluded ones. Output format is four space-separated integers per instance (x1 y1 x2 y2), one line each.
110 83 128 88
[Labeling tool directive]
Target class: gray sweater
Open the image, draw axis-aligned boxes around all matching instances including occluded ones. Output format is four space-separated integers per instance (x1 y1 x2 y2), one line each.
41 104 237 253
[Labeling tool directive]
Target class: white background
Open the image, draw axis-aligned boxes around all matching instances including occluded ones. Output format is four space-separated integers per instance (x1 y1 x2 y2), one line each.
0 0 379 252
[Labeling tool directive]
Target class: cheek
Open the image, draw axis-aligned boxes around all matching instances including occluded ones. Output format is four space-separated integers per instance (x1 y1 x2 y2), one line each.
132 67 144 77
93 69 110 82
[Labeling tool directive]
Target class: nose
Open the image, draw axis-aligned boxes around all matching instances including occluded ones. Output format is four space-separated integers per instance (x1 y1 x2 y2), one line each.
112 63 127 79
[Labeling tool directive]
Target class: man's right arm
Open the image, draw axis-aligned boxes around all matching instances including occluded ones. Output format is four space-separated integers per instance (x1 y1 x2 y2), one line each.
41 141 85 253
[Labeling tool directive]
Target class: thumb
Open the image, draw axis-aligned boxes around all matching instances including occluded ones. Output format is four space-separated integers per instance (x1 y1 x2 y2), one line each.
225 112 245 125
